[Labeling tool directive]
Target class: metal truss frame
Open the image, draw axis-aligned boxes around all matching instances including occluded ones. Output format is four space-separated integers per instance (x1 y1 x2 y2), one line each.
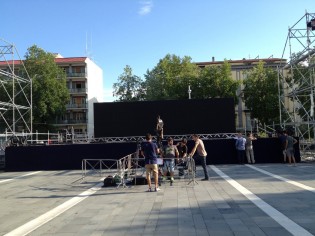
0 132 238 150
0 39 32 138
89 133 238 143
278 12 315 146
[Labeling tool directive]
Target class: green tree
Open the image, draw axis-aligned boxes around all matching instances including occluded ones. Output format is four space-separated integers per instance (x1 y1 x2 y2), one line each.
243 61 279 126
143 54 238 101
144 54 200 100
22 45 69 131
113 65 145 101
194 60 239 101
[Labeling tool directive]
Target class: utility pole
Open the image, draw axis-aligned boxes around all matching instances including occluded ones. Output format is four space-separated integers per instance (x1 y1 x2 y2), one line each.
188 85 192 99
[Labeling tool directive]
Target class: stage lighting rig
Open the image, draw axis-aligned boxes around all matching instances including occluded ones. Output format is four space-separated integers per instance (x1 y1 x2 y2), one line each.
307 18 315 30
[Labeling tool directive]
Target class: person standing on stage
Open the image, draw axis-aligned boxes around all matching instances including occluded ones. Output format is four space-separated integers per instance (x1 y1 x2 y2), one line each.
235 132 246 164
189 134 209 181
141 133 160 192
156 115 164 148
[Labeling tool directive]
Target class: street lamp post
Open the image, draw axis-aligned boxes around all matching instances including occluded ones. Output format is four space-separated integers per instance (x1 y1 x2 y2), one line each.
188 85 192 99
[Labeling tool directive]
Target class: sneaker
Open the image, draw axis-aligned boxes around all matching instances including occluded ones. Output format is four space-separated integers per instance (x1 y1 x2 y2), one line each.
154 187 160 192
146 188 152 192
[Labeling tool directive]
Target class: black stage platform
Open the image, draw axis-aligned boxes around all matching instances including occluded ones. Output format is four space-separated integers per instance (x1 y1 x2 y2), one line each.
5 138 300 171
4 99 300 171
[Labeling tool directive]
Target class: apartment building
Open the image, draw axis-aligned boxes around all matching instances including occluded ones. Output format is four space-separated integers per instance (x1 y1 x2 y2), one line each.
196 57 288 132
0 55 103 138
54 55 103 138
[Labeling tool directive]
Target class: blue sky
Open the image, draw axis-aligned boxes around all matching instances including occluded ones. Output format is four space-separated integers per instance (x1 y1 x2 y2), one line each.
1 0 314 101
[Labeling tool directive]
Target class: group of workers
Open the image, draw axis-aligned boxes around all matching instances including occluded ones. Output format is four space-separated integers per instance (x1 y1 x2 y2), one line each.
140 116 209 192
140 116 299 192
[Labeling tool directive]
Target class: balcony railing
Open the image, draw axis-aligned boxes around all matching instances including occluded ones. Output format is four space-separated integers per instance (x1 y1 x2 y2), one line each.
66 72 86 78
66 103 88 109
55 119 87 124
68 88 87 93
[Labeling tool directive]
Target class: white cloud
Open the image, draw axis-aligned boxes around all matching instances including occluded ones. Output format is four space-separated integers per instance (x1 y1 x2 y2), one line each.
138 1 153 16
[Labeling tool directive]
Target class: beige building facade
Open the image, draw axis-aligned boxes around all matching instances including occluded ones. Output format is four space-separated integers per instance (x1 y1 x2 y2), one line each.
196 58 288 132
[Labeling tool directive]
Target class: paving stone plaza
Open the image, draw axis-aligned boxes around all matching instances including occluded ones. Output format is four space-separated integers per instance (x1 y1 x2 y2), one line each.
1 163 315 236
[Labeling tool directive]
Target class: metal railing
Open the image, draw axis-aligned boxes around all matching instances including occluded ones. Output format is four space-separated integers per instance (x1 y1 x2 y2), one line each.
81 153 197 188
55 119 87 124
66 72 86 78
68 88 87 93
66 103 87 109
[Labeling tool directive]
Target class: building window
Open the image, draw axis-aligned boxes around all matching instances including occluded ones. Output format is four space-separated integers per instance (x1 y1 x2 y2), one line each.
62 67 70 73
75 112 85 120
74 129 82 133
72 66 85 73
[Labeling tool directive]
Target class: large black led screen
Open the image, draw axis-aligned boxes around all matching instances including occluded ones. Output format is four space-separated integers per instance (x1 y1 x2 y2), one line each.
94 98 235 137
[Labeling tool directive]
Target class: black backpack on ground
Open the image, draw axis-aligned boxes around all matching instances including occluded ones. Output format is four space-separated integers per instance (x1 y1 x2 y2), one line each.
103 175 117 187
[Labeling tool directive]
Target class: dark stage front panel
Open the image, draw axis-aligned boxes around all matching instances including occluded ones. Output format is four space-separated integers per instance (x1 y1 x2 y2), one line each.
5 138 298 171
94 98 235 137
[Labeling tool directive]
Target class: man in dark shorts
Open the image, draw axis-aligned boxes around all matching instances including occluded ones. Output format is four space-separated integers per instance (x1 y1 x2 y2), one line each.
189 134 209 181
141 133 160 192
177 138 188 163
162 137 179 183
176 138 188 176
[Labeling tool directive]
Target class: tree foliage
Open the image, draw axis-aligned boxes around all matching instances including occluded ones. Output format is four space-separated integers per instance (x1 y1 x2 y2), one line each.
144 54 200 100
113 65 145 101
113 54 239 103
22 45 69 131
143 54 239 102
243 61 279 125
194 60 239 101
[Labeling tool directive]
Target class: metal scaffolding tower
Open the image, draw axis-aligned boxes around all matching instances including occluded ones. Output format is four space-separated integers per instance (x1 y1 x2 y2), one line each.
0 38 32 137
278 12 315 150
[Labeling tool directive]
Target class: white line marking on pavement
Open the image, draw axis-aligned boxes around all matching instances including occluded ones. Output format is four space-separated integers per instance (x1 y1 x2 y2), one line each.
210 165 313 236
4 180 104 236
0 171 42 184
246 164 315 193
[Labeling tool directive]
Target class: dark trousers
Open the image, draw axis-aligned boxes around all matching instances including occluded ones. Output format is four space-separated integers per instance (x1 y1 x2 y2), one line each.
194 155 209 179
237 150 245 164
156 130 162 148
